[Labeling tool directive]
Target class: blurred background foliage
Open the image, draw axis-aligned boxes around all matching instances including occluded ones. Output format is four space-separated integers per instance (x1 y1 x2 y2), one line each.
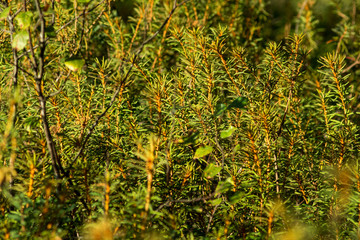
1 0 360 239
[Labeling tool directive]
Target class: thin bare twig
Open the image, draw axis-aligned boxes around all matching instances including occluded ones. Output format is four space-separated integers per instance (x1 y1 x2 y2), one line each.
16 65 34 78
32 0 91 213
17 0 106 59
344 53 360 73
206 202 220 233
56 0 106 34
34 0 61 180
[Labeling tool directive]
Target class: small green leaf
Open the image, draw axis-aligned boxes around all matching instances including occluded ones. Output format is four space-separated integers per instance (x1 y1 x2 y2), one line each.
228 97 248 109
204 163 221 178
0 7 10 20
214 103 227 116
7 212 22 222
193 206 203 213
215 178 234 195
12 30 29 50
233 144 240 152
65 58 85 72
209 198 222 206
215 97 248 117
220 125 237 139
15 12 33 29
194 145 213 159
77 0 91 3
229 192 243 205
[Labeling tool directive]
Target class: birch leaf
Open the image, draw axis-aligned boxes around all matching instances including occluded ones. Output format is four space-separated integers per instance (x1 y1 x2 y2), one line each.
65 58 85 72
16 12 33 29
12 30 29 50
194 146 213 159
220 126 237 139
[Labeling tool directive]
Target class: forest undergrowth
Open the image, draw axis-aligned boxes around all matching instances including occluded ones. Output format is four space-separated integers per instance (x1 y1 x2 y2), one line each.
1 0 360 239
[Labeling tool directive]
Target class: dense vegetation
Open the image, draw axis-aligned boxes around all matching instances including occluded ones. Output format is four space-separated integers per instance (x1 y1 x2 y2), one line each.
1 0 360 239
